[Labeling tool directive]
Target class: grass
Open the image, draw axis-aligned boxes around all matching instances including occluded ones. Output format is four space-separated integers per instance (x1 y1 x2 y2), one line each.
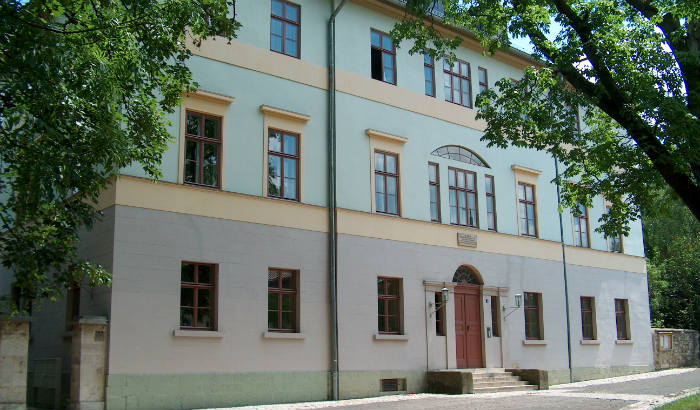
656 394 700 410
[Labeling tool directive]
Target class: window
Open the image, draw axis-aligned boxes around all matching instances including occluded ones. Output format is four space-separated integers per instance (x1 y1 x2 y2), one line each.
180 262 216 330
435 292 445 336
370 29 396 84
268 129 299 200
448 167 478 227
377 277 401 334
573 203 590 247
424 53 435 97
606 206 623 253
268 269 298 332
184 111 221 188
580 296 596 340
490 295 500 337
478 67 488 93
428 162 441 222
659 332 672 351
375 151 399 215
431 145 489 167
524 292 542 340
443 59 472 107
485 175 496 231
518 182 537 237
270 0 300 58
615 298 630 340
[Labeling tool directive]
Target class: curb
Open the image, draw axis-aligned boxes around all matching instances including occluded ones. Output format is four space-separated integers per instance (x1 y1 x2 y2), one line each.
620 387 699 410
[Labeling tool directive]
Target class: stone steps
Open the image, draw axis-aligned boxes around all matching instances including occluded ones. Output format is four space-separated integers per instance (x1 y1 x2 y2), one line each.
473 379 530 387
427 368 539 394
473 384 539 393
472 370 536 393
472 374 520 381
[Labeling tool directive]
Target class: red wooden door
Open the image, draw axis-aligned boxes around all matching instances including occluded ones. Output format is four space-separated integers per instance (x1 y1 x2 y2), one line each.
454 284 483 368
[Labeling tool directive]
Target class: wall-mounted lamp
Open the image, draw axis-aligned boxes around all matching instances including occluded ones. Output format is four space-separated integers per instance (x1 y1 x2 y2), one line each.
429 287 450 316
502 293 523 319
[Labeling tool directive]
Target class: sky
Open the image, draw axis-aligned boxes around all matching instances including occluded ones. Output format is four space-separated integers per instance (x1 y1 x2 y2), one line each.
507 19 563 55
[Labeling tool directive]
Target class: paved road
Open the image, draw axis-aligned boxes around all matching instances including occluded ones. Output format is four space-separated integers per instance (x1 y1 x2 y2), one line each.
219 368 700 410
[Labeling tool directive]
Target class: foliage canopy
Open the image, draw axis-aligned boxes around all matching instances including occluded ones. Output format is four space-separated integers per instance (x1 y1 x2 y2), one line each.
0 0 240 313
644 190 699 331
393 0 700 237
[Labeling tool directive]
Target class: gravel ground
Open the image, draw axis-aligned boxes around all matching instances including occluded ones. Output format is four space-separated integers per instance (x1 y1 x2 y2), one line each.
567 369 699 396
315 394 634 410
205 368 699 410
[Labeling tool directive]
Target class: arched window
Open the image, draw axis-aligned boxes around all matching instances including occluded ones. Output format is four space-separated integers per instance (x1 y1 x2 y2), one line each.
452 265 483 285
431 145 489 168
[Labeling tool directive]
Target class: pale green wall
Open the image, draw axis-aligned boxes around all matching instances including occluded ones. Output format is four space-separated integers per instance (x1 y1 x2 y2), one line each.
119 0 644 255
120 54 330 207
333 1 644 256
335 91 563 242
106 372 329 410
235 0 330 67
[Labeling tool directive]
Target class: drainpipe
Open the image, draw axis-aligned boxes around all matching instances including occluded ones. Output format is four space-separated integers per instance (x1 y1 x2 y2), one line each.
555 158 574 383
328 0 347 401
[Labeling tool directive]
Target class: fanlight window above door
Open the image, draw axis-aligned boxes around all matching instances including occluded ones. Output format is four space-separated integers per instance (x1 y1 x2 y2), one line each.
431 145 489 168
453 265 483 285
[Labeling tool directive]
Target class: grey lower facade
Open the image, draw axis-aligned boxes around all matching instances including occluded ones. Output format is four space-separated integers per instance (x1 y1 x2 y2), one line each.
23 205 653 410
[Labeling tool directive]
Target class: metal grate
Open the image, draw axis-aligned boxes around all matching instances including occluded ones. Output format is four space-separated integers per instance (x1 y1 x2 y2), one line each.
381 378 399 392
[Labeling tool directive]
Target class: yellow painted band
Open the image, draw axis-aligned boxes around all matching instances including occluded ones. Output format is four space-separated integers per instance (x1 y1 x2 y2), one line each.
99 176 646 274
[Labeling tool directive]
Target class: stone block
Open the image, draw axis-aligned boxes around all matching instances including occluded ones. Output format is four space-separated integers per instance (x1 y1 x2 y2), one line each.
506 368 549 390
0 319 30 410
70 317 108 410
426 371 474 394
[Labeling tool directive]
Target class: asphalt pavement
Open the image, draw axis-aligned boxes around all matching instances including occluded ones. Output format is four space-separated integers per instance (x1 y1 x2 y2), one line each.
208 368 699 410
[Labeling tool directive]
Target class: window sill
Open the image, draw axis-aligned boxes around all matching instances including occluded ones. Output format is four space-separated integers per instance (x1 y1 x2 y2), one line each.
262 331 305 340
183 182 221 190
267 195 301 203
374 333 409 341
522 339 547 345
580 339 601 345
615 339 633 345
173 329 223 338
375 211 401 218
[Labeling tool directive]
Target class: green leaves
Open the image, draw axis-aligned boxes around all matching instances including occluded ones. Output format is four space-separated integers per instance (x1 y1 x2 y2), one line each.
394 0 700 237
644 190 700 330
0 0 240 315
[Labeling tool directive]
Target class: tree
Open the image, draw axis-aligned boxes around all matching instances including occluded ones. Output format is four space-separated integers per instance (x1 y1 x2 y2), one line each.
392 0 699 238
643 189 699 330
0 0 240 314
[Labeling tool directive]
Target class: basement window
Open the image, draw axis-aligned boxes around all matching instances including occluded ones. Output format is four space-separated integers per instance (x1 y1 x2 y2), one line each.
380 378 406 392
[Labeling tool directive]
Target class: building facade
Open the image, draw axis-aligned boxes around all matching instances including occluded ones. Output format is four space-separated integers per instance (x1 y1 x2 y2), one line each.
8 1 652 409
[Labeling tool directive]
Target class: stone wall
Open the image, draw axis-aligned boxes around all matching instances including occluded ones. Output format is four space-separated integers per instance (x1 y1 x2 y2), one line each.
71 317 108 410
652 328 699 370
0 318 30 410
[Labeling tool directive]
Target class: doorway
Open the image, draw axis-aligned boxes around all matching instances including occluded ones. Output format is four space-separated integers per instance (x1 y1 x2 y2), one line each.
453 265 483 368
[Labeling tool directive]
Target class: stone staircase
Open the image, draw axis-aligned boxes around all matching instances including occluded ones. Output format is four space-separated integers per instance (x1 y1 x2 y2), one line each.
427 368 539 394
471 369 537 393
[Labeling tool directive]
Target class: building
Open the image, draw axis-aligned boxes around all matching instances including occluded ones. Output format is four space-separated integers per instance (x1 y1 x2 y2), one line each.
6 1 653 409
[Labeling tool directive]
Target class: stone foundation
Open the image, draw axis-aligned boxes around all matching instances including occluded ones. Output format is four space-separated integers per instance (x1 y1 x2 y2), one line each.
70 317 108 410
0 318 30 410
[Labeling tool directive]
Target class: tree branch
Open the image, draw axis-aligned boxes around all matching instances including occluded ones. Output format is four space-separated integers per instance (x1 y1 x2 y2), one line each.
516 0 700 221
